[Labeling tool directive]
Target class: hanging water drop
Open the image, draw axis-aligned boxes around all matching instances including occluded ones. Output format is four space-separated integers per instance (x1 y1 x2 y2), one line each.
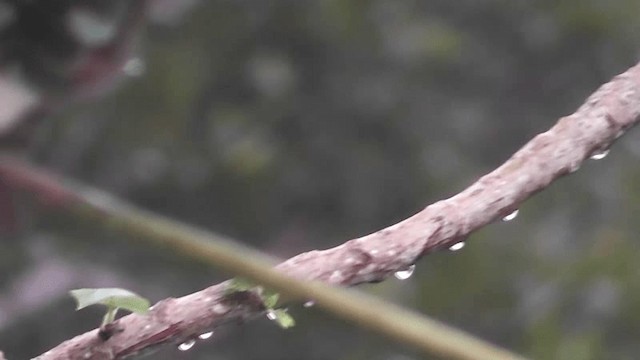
590 149 609 160
303 300 316 308
266 310 278 320
198 331 214 340
178 339 196 351
449 242 465 251
502 209 519 222
394 264 416 280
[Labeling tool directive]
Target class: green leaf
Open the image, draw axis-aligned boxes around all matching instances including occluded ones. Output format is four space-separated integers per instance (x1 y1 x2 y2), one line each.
70 288 150 314
262 291 280 309
226 278 256 293
272 309 295 329
102 307 119 326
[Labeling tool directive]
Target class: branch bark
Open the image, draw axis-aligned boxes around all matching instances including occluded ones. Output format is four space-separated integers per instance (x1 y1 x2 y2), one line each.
3 61 640 360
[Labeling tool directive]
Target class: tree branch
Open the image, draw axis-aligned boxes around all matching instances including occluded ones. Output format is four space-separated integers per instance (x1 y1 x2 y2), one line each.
3 60 640 360
2 161 525 360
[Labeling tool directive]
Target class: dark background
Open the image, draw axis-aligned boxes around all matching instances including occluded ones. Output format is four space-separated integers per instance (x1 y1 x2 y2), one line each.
1 1 640 359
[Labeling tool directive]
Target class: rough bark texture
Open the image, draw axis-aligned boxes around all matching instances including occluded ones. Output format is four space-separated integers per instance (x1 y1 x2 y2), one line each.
7 61 640 359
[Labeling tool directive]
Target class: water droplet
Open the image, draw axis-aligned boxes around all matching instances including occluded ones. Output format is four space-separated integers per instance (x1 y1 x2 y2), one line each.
266 310 277 320
502 209 519 221
590 149 609 160
303 300 315 308
178 339 196 351
198 331 214 340
394 264 415 280
449 242 465 251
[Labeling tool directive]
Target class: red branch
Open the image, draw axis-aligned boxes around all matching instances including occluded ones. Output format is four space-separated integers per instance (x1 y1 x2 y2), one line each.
5 61 640 360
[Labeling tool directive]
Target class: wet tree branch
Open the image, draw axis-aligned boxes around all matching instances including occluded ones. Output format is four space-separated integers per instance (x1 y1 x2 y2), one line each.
2 61 639 360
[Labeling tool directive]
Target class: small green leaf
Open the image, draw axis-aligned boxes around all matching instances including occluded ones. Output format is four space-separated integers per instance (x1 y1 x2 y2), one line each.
272 309 295 329
263 291 280 309
70 288 150 314
226 278 256 294
102 307 119 326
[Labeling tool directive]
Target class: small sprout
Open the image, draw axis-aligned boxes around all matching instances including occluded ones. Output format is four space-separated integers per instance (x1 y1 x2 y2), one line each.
268 309 295 329
70 288 150 329
226 278 282 309
70 288 150 314
262 291 280 309
98 322 121 340
225 277 257 294
225 278 295 329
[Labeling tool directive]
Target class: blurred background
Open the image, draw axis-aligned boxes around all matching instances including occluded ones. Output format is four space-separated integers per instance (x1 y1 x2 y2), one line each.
1 0 640 359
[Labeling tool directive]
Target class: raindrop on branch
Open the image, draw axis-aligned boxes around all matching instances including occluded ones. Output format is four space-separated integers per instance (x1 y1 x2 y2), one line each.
303 300 316 308
266 310 277 320
590 149 609 160
394 264 416 280
502 209 519 222
178 339 196 351
198 331 214 340
449 242 465 251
